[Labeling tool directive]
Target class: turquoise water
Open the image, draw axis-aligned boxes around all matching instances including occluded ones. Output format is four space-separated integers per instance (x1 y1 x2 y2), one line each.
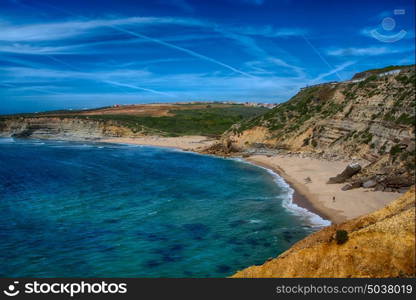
0 138 328 277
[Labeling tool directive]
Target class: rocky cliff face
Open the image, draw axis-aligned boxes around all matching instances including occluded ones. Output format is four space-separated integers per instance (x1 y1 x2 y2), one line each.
232 187 415 278
0 117 135 140
209 65 415 191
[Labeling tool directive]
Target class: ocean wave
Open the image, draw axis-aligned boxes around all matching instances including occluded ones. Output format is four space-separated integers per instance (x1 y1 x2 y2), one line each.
0 137 15 143
248 219 262 224
265 168 331 227
235 158 331 228
51 144 95 149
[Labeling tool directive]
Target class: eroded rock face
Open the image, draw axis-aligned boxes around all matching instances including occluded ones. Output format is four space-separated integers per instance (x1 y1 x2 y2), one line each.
223 66 416 187
0 117 135 140
232 187 416 278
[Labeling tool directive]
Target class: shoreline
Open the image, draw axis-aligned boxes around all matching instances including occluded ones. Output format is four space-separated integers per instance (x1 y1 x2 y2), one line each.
245 154 399 224
102 137 333 224
245 159 335 224
6 136 398 225
102 136 398 225
101 137 333 223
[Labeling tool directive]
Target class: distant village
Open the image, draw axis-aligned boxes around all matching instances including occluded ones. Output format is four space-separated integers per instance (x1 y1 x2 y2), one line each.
111 101 279 109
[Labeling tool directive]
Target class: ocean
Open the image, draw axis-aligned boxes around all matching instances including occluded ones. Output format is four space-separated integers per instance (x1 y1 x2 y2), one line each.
0 138 328 277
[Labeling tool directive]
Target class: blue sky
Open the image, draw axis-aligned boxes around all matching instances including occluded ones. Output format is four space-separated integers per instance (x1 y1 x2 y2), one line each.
0 0 414 114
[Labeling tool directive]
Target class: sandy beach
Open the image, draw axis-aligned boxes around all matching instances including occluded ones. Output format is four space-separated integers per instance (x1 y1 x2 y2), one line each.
246 155 399 223
101 136 217 151
101 136 400 224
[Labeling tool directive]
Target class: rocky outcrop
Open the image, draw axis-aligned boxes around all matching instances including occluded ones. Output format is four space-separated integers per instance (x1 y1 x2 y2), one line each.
232 187 415 278
328 163 361 184
0 117 135 141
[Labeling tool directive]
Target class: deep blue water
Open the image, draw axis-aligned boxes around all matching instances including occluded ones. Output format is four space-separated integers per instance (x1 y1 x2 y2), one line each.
0 138 327 277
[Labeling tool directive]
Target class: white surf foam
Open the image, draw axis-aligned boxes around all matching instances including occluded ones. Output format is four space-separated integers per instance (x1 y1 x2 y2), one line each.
234 158 331 228
248 219 262 224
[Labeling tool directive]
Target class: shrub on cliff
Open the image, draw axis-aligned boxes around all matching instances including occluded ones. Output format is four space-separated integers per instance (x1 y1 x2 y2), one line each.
335 230 349 245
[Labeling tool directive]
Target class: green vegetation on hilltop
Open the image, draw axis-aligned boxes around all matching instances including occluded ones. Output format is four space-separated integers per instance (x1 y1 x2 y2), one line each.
235 65 415 137
235 83 339 135
83 106 267 136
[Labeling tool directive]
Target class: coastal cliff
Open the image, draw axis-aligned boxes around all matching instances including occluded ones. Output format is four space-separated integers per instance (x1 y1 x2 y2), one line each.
233 187 415 278
0 117 135 140
0 103 267 138
207 65 415 191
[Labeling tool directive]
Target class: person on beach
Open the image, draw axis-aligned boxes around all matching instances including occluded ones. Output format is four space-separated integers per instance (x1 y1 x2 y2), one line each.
333 196 336 202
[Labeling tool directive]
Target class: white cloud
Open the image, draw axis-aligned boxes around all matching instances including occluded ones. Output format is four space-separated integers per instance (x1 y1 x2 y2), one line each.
0 14 308 79
0 64 304 102
0 14 312 102
0 17 201 42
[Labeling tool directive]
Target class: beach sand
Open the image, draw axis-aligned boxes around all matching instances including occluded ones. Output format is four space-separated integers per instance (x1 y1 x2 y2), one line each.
246 155 399 224
101 136 217 151
101 136 400 224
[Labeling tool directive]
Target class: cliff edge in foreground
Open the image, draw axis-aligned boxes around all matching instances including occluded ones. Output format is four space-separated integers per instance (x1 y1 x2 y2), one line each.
232 187 415 278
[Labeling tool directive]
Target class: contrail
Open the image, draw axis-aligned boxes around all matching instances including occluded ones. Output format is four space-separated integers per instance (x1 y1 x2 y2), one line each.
5 1 177 98
302 35 344 82
105 80 175 97
21 0 254 78
2 82 65 95
310 61 355 84
107 25 255 78
45 55 176 98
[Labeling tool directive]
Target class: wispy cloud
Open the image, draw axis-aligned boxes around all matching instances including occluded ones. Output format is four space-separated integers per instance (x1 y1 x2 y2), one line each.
104 80 176 97
0 15 259 77
0 43 74 55
105 24 256 78
0 32 222 55
0 16 204 42
234 25 307 37
327 46 413 56
0 9 311 81
212 26 306 78
0 64 303 100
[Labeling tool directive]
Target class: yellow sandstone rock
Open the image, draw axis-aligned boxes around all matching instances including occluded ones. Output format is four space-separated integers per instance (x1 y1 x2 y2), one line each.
233 187 415 278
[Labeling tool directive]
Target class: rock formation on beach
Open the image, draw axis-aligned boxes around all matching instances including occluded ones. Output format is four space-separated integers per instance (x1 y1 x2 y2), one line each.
232 187 415 278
